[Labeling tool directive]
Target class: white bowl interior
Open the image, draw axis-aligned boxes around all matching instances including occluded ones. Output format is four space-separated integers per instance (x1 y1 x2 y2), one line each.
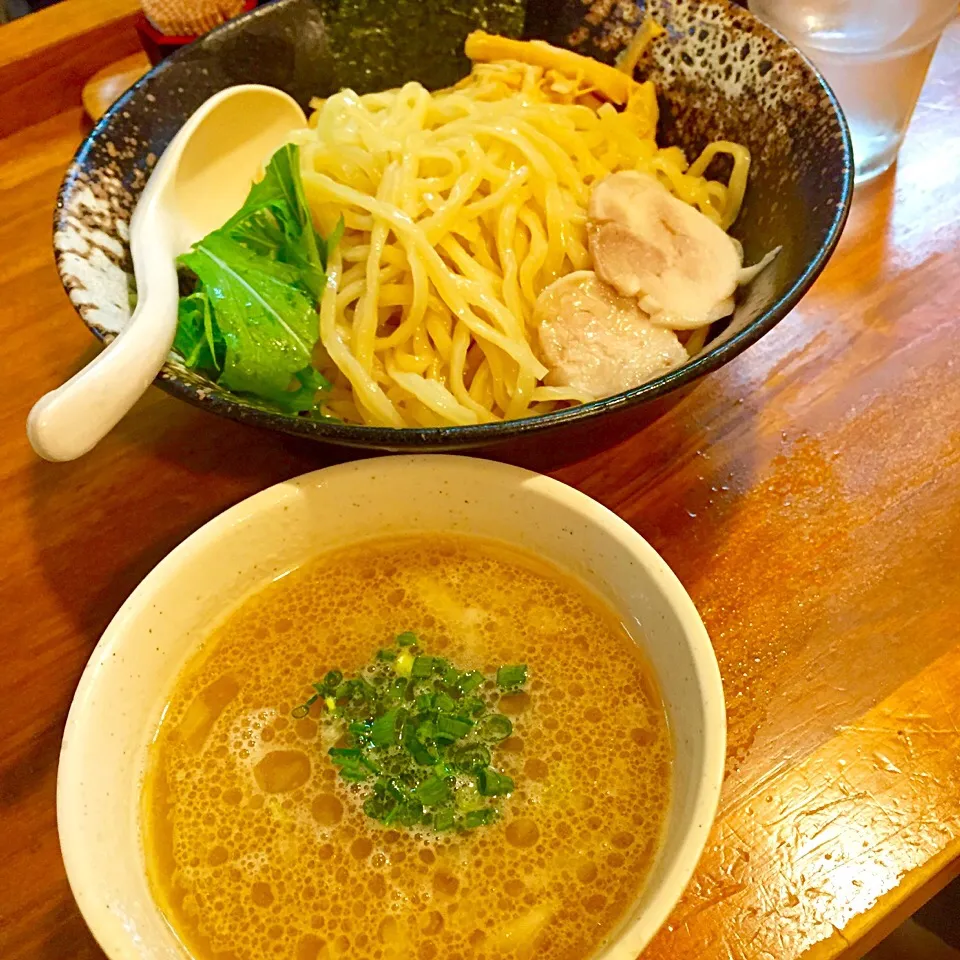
58 455 725 960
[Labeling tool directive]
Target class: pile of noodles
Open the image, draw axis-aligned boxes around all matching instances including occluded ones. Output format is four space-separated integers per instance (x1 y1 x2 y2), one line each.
290 30 750 427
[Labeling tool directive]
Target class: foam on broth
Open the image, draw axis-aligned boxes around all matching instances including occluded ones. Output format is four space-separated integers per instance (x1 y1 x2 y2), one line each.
143 534 672 960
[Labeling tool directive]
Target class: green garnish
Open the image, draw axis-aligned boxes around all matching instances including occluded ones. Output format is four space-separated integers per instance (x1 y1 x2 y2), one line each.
497 664 528 690
464 807 498 828
371 706 406 747
475 713 513 742
458 671 484 695
329 748 378 782
296 632 529 833
411 656 439 678
436 715 473 739
415 775 451 806
173 144 343 416
476 767 515 797
448 743 491 770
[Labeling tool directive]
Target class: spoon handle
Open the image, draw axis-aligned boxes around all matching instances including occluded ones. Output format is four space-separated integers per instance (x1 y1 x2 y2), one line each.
26 265 179 462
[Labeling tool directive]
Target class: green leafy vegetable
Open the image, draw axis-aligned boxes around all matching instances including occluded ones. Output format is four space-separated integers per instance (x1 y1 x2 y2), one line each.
179 233 322 403
173 289 223 371
221 143 328 299
295 632 530 833
173 144 341 415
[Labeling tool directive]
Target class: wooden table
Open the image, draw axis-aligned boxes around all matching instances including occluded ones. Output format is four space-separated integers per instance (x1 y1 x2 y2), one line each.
2 4 959 959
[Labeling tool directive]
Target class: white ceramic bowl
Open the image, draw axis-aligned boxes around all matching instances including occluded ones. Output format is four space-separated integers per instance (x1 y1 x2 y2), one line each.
58 455 725 960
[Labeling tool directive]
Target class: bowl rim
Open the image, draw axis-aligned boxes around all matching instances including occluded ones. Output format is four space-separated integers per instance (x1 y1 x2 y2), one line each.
56 454 727 959
53 0 853 447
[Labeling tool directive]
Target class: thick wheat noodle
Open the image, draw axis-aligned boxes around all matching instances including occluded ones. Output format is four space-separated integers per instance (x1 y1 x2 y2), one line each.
687 140 751 229
352 173 395 369
469 360 493 407
448 322 492 421
319 250 403 427
292 40 751 427
496 194 527 324
303 170 547 367
683 326 709 356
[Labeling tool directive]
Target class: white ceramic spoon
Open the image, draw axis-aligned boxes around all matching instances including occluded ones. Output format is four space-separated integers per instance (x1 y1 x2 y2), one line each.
27 84 306 462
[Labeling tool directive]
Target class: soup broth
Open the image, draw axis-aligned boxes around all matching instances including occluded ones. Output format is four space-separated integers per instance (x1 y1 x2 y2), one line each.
144 535 672 960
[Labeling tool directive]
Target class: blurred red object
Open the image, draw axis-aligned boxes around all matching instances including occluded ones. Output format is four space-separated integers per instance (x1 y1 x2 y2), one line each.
135 0 258 64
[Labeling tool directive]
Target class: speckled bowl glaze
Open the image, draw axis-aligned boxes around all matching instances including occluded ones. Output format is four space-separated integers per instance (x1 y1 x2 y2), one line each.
54 0 852 457
58 456 725 960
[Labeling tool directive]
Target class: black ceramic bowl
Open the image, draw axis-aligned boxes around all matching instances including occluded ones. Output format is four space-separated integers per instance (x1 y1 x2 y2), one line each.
54 0 852 458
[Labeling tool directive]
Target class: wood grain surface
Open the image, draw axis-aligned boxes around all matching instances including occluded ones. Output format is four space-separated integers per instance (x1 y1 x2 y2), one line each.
1 10 959 960
0 0 140 139
81 51 151 122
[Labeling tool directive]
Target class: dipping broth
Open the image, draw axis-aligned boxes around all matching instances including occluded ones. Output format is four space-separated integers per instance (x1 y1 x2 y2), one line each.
143 534 672 960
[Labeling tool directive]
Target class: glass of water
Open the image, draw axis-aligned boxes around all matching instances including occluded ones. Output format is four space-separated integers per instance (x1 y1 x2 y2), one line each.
748 0 957 184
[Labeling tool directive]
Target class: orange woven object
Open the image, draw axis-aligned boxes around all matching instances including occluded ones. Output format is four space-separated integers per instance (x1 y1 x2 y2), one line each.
141 0 247 37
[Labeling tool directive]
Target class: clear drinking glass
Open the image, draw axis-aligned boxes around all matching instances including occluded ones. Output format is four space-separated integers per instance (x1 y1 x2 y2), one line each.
748 0 957 183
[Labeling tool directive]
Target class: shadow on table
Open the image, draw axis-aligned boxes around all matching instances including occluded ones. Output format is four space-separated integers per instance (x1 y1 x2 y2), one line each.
25 392 360 645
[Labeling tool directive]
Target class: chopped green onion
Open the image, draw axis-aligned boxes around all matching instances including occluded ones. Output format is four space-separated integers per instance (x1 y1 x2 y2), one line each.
411 656 438 678
395 798 424 827
461 696 486 716
364 780 399 820
329 747 377 782
434 691 457 714
497 664 527 690
449 743 491 771
476 713 513 742
348 720 372 740
415 775 451 806
476 767 514 797
464 808 498 828
458 671 484 695
306 634 527 833
437 715 473 739
404 723 437 766
415 718 437 740
371 707 406 747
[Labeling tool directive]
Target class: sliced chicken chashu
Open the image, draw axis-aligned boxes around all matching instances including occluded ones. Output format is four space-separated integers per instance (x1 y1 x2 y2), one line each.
588 171 745 329
535 270 688 400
